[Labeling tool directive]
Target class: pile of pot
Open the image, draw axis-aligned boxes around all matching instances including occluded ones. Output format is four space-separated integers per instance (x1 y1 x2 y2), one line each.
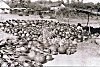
0 19 90 67
0 38 53 67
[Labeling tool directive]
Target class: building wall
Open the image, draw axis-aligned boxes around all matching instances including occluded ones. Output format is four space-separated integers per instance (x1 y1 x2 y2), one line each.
12 0 31 3
0 8 10 14
0 9 3 13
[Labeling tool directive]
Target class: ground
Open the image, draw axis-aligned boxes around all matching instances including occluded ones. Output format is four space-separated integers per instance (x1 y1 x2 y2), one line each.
44 40 100 66
0 14 100 66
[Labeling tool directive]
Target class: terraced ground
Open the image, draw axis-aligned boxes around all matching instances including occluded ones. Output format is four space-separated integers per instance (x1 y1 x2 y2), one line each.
1 14 100 66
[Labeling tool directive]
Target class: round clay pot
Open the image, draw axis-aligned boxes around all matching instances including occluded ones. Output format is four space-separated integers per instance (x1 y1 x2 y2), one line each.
34 54 46 64
27 50 36 60
58 45 66 54
46 54 53 61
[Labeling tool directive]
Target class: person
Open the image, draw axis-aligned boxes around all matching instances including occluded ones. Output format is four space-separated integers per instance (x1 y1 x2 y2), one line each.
77 23 83 31
39 11 43 18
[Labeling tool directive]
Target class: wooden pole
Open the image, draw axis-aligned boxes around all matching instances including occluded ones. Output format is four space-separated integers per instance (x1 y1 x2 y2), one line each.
87 13 91 35
87 13 90 26
97 9 98 20
68 0 70 24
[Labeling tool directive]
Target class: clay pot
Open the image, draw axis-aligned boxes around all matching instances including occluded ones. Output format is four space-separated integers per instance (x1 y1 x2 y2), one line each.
66 48 71 55
13 33 18 36
83 36 88 41
0 27 5 31
1 62 9 67
26 33 30 37
78 34 82 38
20 46 27 52
23 31 27 34
58 45 66 54
66 35 69 39
69 43 74 47
95 35 100 45
13 22 18 26
70 47 77 54
19 41 24 45
16 47 21 52
46 54 53 61
43 49 51 54
34 62 43 67
34 54 46 64
21 34 25 38
27 44 32 49
23 62 31 67
27 50 36 60
49 45 57 52
72 39 77 45
52 51 58 55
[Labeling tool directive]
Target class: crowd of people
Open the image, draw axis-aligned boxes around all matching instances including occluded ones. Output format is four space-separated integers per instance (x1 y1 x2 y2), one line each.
0 19 96 67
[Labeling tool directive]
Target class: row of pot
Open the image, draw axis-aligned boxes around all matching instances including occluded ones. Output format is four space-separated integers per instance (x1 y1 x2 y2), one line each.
0 19 90 67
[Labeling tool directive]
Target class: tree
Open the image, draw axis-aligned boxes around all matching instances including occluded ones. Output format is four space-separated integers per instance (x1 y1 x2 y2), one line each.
95 2 100 9
84 2 94 9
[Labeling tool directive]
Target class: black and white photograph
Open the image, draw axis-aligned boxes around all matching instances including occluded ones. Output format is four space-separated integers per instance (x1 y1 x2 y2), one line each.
0 0 100 67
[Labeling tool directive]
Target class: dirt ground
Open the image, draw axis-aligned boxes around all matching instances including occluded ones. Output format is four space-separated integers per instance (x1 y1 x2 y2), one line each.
1 14 100 66
44 40 100 66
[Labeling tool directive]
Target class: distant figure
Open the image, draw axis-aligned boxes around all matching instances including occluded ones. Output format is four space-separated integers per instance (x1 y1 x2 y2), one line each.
39 12 43 18
77 23 83 31
77 23 81 27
